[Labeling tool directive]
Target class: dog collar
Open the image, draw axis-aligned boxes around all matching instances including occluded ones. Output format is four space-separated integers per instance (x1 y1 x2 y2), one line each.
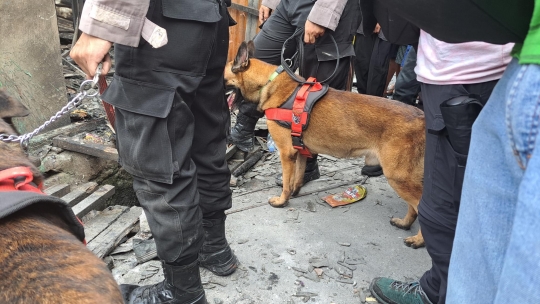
260 65 285 93
0 167 43 193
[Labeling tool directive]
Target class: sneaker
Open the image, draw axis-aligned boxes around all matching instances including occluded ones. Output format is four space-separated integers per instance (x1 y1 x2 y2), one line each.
361 164 383 177
370 277 434 304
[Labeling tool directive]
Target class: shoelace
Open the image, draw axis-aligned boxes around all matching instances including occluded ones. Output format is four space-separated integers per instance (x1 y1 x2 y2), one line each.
391 281 430 299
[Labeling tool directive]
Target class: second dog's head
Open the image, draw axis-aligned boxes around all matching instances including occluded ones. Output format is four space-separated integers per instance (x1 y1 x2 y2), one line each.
0 89 43 185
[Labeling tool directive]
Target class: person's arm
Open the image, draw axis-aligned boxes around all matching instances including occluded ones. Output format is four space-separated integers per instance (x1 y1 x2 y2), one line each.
304 0 347 43
260 0 280 23
71 0 167 78
261 0 280 11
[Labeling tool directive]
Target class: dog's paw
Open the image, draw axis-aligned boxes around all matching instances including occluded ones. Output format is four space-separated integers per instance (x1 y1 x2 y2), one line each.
404 236 425 249
390 217 411 230
268 196 288 208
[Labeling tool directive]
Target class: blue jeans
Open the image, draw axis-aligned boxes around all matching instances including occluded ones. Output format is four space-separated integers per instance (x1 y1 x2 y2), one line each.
447 58 540 303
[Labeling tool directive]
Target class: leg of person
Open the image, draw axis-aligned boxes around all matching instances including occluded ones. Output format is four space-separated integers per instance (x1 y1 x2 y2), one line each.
393 46 421 106
106 1 232 303
446 59 540 304
354 33 377 94
190 9 238 276
371 81 497 304
366 37 393 97
383 44 400 97
300 0 360 90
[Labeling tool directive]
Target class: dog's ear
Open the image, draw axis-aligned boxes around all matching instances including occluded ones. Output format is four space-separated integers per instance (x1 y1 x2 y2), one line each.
232 41 251 73
0 89 30 119
247 40 255 58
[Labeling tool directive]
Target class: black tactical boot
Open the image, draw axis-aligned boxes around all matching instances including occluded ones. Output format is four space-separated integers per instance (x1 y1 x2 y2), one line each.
275 156 321 187
120 260 206 304
361 164 384 177
228 112 259 152
199 216 238 276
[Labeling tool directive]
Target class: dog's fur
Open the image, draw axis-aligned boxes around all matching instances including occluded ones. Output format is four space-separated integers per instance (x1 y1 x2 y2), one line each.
225 42 426 248
0 89 123 303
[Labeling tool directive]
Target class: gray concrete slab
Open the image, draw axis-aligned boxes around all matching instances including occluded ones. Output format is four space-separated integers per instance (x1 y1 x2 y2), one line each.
116 156 431 304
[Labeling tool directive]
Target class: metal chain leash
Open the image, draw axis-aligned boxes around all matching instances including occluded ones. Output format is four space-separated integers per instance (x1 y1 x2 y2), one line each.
0 64 102 149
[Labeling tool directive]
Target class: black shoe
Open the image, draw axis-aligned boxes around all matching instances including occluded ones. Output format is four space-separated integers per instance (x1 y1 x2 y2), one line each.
120 260 206 304
361 164 383 177
275 157 321 187
228 112 259 152
199 216 238 276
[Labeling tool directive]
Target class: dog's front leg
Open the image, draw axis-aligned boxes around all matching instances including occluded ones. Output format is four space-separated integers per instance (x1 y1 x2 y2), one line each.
269 150 297 207
291 154 307 196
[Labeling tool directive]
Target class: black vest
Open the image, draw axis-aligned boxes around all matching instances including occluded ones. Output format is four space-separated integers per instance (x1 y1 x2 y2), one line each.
0 191 85 242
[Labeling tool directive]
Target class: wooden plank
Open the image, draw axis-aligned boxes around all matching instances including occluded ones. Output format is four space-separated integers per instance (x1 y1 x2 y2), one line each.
44 184 71 197
53 135 119 161
0 0 70 134
57 16 74 32
245 0 259 40
226 145 238 160
29 118 105 149
230 2 258 16
87 206 143 259
83 205 129 243
61 181 98 207
72 184 115 218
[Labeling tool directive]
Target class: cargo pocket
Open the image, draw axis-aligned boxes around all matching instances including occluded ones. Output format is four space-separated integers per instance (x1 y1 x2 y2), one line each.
102 75 176 184
428 116 468 211
162 0 221 23
314 42 356 62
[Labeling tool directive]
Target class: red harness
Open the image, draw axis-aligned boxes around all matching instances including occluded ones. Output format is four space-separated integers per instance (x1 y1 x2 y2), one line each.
265 77 323 157
0 167 43 193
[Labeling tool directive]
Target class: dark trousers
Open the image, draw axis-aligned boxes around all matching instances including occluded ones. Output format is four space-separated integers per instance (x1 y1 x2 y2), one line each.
393 47 420 105
102 0 232 264
237 0 359 118
354 33 393 97
418 80 497 303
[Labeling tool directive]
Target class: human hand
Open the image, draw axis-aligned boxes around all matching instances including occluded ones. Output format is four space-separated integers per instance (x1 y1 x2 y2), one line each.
304 20 325 44
373 23 381 34
70 33 113 79
259 5 272 24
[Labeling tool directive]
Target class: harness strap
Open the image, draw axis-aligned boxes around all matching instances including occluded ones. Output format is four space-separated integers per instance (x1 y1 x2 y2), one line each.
0 167 43 193
265 77 324 157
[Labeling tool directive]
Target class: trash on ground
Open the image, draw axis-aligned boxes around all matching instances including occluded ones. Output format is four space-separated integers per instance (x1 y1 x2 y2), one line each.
322 184 367 207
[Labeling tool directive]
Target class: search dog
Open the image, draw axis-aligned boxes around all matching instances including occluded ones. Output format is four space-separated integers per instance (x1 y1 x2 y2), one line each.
0 89 123 303
224 42 426 248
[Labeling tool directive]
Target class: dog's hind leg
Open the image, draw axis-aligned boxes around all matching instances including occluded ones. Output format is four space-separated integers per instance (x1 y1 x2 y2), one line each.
385 177 425 248
291 154 307 196
269 149 297 207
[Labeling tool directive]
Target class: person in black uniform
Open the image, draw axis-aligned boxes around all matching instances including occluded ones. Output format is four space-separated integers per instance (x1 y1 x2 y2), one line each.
71 0 237 303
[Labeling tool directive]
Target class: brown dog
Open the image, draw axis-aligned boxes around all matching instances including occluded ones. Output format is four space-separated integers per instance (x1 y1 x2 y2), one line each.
225 42 426 248
0 89 123 303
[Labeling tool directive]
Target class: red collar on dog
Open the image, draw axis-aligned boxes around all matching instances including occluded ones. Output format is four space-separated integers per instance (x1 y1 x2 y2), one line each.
0 167 43 193
265 77 323 157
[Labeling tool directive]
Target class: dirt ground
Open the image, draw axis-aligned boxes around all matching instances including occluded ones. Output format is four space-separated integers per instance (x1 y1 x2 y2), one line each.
114 153 430 304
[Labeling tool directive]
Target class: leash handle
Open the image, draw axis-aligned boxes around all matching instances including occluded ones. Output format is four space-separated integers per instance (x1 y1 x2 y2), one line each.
280 28 340 85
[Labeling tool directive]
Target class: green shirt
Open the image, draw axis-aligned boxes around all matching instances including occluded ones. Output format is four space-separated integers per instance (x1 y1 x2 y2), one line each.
515 0 540 64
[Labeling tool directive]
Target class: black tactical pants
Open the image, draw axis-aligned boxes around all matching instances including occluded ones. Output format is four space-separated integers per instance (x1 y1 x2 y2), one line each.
418 80 497 303
102 0 232 264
